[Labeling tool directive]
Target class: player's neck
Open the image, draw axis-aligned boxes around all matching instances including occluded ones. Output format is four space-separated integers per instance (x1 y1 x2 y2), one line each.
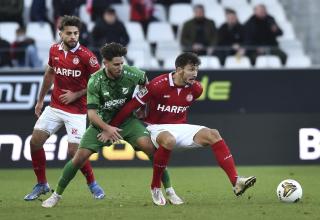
173 73 186 87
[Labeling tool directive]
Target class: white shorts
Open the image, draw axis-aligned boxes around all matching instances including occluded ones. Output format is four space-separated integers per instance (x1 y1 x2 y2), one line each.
34 106 86 144
146 124 206 149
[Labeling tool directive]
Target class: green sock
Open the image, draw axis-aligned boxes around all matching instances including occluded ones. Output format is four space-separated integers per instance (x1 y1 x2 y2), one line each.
56 160 79 195
149 155 172 189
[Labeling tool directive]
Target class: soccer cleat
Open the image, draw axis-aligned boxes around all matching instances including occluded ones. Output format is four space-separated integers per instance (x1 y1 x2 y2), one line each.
165 187 184 205
151 188 166 206
41 192 62 208
88 181 105 199
24 183 50 201
233 176 256 196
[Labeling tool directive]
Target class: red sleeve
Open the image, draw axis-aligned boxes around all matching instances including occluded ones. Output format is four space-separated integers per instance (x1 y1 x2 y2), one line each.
110 83 153 126
109 98 143 127
86 53 100 74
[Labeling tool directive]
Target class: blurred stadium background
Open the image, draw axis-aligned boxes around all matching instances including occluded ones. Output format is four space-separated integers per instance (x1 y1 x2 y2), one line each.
1 0 319 167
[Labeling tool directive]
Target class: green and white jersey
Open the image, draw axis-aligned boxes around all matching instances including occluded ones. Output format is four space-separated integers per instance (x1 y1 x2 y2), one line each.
87 65 146 123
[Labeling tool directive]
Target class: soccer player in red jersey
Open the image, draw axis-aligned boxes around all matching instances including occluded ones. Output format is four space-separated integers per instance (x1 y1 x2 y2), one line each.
109 52 256 205
24 15 105 201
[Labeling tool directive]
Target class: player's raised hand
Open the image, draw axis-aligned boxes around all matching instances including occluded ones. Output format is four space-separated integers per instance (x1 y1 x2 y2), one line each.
59 89 78 104
35 101 44 118
97 126 123 143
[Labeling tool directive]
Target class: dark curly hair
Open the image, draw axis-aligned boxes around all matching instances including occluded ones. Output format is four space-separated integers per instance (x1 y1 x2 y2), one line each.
175 52 201 68
100 42 127 61
59 15 82 31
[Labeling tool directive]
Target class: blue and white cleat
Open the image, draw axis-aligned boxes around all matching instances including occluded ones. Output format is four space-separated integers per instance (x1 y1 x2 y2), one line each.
24 183 50 201
88 181 105 199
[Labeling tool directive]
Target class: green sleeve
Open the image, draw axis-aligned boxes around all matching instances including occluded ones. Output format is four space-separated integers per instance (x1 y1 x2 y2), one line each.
87 77 100 109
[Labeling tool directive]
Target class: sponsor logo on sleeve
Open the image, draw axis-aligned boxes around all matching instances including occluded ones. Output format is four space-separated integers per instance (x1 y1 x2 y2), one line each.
137 87 148 98
89 56 98 67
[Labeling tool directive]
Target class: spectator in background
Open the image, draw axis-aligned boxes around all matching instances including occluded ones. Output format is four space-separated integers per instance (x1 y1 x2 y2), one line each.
91 8 129 60
244 4 287 65
130 0 157 35
180 4 217 56
11 27 42 68
0 37 12 67
89 0 122 22
0 0 24 27
217 9 245 65
30 0 55 39
53 0 84 23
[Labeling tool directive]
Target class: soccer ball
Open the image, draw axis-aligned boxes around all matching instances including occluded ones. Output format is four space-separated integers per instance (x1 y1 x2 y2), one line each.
276 179 303 203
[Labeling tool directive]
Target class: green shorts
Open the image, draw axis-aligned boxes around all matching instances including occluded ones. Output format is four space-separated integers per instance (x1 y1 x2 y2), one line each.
79 117 149 152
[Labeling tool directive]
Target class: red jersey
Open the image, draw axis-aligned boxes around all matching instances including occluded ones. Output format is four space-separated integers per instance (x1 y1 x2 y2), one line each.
48 43 100 114
135 72 203 124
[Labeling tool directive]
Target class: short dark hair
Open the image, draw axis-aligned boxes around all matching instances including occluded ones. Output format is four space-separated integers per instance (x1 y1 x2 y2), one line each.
100 42 127 61
225 8 236 15
104 7 116 14
175 52 201 68
59 15 82 31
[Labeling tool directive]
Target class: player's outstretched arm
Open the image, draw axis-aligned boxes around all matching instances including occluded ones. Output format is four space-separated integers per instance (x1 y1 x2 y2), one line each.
35 66 55 117
110 98 143 127
88 109 122 142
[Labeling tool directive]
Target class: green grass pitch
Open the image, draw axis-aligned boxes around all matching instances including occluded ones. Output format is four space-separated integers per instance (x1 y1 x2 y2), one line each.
0 166 319 220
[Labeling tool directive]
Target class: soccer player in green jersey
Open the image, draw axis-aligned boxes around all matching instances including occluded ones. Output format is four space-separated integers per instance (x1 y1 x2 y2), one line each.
41 42 182 208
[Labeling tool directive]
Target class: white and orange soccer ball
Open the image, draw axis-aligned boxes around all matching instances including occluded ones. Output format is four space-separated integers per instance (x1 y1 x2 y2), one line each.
276 179 303 203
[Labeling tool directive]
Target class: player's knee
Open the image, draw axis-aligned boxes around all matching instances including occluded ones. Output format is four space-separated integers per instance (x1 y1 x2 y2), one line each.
198 128 221 145
67 143 79 157
208 129 222 144
157 133 176 149
30 135 45 151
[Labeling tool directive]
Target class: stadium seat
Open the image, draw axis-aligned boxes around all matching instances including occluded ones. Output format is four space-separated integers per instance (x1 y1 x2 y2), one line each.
79 4 92 25
255 55 282 68
147 22 175 44
124 22 145 42
126 41 152 63
26 22 54 65
191 0 219 5
224 56 251 69
204 4 225 28
133 57 160 70
286 55 312 68
26 22 54 43
277 21 296 41
155 41 181 61
266 4 287 23
111 3 130 22
162 56 179 69
221 0 249 7
279 39 304 56
199 56 221 69
251 0 280 6
168 4 194 26
154 4 167 21
0 22 20 43
224 4 253 24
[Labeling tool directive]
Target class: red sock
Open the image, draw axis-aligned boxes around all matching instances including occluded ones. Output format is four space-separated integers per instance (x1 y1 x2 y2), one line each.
80 160 95 185
31 148 47 184
211 140 238 185
151 145 172 189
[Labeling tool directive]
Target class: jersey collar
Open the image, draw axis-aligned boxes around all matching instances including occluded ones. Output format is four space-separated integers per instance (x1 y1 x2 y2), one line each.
168 72 175 87
169 72 190 88
58 42 80 53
